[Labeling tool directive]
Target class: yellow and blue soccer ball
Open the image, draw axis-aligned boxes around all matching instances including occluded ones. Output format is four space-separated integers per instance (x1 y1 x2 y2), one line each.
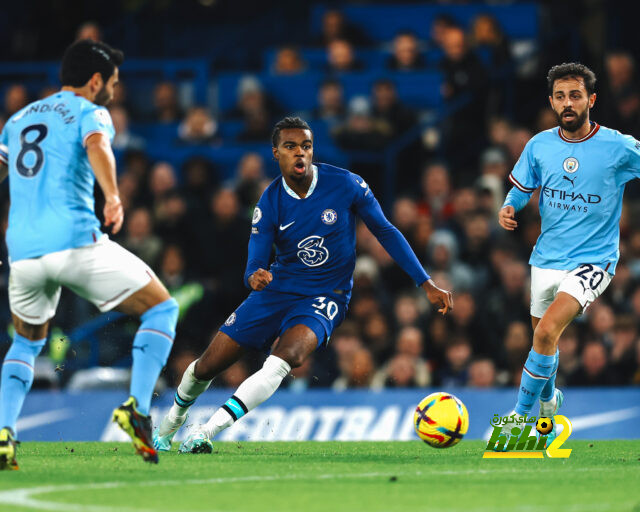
414 392 469 448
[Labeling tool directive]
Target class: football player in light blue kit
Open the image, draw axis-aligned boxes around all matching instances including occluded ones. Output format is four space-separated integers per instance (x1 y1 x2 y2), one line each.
0 40 179 468
497 63 640 446
154 117 453 453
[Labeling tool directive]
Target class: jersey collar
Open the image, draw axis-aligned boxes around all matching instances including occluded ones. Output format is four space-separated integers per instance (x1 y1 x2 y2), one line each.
558 121 600 143
282 164 318 199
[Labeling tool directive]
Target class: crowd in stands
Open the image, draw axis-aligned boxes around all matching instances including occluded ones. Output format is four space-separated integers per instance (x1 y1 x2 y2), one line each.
2 8 640 392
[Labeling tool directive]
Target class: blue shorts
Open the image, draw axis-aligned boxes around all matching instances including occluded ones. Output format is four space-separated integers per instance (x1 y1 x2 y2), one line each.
219 289 347 351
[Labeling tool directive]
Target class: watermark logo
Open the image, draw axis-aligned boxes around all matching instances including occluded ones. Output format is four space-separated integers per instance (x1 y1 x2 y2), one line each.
482 414 572 459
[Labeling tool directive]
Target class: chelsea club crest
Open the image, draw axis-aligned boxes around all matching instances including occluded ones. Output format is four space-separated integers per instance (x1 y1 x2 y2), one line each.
321 209 337 225
563 157 579 173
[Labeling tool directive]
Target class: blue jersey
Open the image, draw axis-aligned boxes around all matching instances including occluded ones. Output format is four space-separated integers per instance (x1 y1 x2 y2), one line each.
246 163 430 301
503 123 640 274
0 91 114 262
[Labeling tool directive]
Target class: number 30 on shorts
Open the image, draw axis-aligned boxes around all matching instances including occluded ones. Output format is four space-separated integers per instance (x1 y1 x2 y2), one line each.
574 264 604 291
311 296 339 320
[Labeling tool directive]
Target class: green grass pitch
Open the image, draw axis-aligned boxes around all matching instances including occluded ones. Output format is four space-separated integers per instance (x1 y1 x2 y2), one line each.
0 441 638 511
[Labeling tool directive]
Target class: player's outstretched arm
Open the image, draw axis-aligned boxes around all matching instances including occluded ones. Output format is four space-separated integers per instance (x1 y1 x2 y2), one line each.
85 132 123 234
422 279 453 315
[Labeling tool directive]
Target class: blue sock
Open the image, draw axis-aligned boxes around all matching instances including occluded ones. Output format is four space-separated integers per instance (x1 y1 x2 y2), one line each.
515 349 556 416
540 349 559 402
130 298 178 415
0 334 46 434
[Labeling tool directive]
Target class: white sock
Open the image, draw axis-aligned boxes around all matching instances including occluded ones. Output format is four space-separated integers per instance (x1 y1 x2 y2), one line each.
201 355 291 439
539 394 557 417
170 360 212 419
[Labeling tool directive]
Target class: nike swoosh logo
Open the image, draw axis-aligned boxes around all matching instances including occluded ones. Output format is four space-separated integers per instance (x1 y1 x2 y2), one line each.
280 221 295 231
358 179 367 188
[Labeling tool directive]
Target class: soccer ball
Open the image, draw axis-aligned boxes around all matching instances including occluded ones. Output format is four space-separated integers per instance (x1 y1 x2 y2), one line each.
536 417 553 436
414 392 469 448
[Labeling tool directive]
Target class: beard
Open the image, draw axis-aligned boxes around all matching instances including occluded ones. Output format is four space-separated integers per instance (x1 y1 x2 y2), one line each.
556 107 589 133
94 84 112 106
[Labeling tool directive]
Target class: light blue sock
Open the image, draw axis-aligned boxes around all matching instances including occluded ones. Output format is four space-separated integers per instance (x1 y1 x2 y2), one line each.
130 298 178 415
0 334 46 434
539 349 559 402
515 349 556 416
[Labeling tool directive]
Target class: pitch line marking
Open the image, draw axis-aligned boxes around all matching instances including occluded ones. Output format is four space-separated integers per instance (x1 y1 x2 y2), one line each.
0 468 627 512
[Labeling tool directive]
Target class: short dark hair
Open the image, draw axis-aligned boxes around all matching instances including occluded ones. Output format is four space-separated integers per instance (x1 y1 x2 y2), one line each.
271 116 312 147
547 62 596 95
60 39 124 87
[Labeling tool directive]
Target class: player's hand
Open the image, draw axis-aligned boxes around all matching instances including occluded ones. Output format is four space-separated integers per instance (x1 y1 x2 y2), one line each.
498 206 518 231
249 268 273 291
103 195 124 235
422 279 453 315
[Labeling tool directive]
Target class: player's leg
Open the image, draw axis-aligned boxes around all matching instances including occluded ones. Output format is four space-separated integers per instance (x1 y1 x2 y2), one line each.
60 238 178 462
154 331 244 450
1 257 59 470
183 325 315 452
514 292 578 418
0 316 49 470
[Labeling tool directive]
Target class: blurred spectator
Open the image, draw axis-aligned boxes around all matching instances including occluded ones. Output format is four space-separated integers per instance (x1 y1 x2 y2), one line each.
152 82 182 123
332 96 392 151
181 156 218 217
371 353 430 389
233 152 266 211
418 162 454 224
314 9 371 47
479 147 509 180
273 46 306 75
177 106 218 145
332 347 375 390
468 358 497 387
227 75 281 123
506 127 533 166
371 79 417 137
75 21 102 42
427 230 474 291
3 84 28 117
38 85 58 100
602 51 640 137
312 78 346 124
609 315 637 383
237 108 272 142
362 311 392 364
386 31 426 71
535 106 558 132
122 207 163 270
470 14 511 70
503 321 530 375
557 325 581 386
439 27 488 168
285 356 315 392
438 337 472 387
158 244 188 290
568 340 616 386
429 14 459 50
219 360 251 388
326 39 364 73
149 162 178 201
587 302 615 344
110 105 145 151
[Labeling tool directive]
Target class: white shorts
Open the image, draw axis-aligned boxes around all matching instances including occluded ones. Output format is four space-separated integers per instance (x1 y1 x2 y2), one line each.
8 235 154 324
530 264 612 318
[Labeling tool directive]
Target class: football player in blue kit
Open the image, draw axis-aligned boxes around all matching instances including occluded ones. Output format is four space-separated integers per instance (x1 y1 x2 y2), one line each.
498 63 640 446
0 40 179 468
155 116 453 453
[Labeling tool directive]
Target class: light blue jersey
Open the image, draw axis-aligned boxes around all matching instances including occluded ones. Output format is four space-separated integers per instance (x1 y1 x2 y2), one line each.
0 91 114 262
503 122 640 274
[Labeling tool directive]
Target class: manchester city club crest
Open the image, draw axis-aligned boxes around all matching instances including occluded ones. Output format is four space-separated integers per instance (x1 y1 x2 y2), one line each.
563 157 579 173
321 209 337 225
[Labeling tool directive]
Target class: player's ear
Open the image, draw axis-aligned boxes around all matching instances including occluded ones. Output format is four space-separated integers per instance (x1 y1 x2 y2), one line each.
548 95 554 109
272 146 279 161
588 93 596 109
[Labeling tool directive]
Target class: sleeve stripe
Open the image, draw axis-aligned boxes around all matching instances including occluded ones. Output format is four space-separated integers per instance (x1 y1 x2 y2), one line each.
0 145 8 165
82 130 109 147
509 174 536 193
